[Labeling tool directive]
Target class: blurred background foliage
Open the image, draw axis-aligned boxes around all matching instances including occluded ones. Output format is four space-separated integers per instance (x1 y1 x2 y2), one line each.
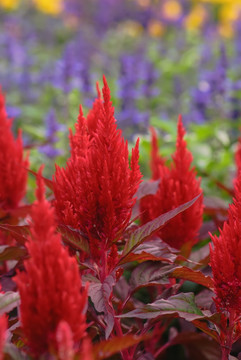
0 0 240 203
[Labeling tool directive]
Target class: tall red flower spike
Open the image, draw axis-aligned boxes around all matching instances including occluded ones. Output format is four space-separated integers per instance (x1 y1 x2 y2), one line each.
53 76 142 263
14 171 88 357
140 116 203 250
210 173 241 314
210 173 241 358
0 314 7 360
0 89 28 210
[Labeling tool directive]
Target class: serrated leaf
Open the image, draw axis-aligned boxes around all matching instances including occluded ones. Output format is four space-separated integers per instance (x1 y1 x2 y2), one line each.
0 246 27 262
88 273 116 339
135 180 160 201
57 224 90 254
0 291 20 314
130 262 176 290
93 334 150 360
0 225 30 245
170 266 214 289
122 194 201 258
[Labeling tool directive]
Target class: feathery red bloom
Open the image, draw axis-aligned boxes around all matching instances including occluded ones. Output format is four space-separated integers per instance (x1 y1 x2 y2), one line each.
0 89 28 210
210 174 241 313
140 116 203 250
53 77 142 257
0 314 7 360
14 172 87 357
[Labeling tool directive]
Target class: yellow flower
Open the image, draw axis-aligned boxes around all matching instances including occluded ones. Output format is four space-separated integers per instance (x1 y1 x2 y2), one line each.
162 0 182 21
0 0 19 10
219 3 241 23
148 19 165 37
33 0 63 15
185 4 207 31
218 22 234 37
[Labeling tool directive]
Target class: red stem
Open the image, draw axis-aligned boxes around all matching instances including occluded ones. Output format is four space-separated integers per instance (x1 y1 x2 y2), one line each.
220 310 235 360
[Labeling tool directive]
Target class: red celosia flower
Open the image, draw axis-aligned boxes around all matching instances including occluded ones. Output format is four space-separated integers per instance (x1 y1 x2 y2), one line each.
210 174 241 313
0 89 28 210
53 77 142 260
0 314 7 360
140 116 203 250
14 172 88 357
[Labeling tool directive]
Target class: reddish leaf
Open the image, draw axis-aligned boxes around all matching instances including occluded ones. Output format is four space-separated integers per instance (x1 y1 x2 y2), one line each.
0 245 27 262
0 291 20 315
170 266 214 289
119 292 204 322
119 239 178 266
192 319 219 342
88 273 116 339
93 334 151 360
57 224 90 254
122 194 201 258
0 224 30 245
130 262 176 290
135 180 160 201
8 205 32 219
27 168 53 190
170 332 221 359
119 252 174 265
4 343 28 360
204 197 228 216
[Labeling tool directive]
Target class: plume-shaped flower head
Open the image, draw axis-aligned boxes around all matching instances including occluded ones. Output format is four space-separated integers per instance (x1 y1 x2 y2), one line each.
0 314 7 360
0 89 28 210
14 170 88 357
210 173 241 314
53 76 142 260
140 116 203 250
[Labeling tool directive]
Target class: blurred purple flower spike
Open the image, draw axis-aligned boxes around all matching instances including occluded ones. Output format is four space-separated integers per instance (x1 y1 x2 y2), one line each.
39 109 65 159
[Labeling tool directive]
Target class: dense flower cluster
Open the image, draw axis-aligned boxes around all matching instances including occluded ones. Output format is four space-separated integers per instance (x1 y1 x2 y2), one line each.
140 116 203 250
0 90 28 210
210 173 241 313
14 172 88 357
0 315 7 360
53 77 142 259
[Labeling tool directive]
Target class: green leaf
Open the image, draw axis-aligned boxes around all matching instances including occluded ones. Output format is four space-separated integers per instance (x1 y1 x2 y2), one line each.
119 292 204 321
122 194 201 258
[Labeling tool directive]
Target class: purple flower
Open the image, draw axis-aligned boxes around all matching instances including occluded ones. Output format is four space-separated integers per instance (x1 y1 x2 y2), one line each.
39 109 65 159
